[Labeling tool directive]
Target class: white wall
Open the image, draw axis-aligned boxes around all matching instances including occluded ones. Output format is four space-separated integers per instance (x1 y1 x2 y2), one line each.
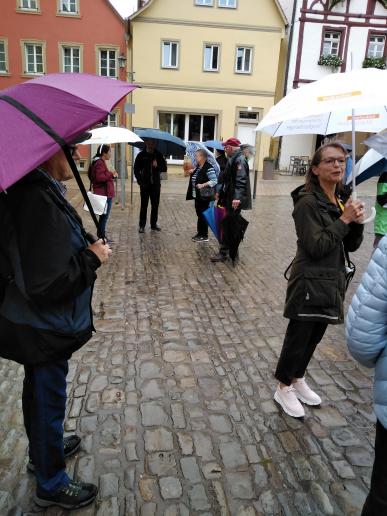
279 134 316 171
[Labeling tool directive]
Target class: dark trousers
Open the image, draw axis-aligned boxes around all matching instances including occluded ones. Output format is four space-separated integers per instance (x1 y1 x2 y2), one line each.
274 319 328 386
23 360 70 494
362 420 387 516
139 185 161 228
195 198 210 237
98 197 113 238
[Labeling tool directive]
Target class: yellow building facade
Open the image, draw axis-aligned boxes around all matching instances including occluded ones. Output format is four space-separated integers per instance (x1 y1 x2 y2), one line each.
128 0 286 172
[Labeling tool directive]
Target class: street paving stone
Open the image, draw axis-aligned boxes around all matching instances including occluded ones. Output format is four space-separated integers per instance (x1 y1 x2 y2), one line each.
0 180 379 514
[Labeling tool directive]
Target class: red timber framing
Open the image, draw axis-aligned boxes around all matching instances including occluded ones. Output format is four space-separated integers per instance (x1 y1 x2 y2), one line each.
293 0 387 88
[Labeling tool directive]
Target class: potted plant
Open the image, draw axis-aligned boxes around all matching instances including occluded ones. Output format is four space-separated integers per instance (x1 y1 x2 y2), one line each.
317 54 343 72
362 57 387 70
262 156 275 180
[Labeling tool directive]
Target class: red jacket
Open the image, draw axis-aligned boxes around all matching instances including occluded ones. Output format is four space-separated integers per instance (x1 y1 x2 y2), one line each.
91 158 115 198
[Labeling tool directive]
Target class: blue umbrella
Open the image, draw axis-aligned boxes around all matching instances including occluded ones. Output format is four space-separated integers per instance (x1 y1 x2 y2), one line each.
186 141 220 176
203 139 224 152
134 128 186 156
203 204 219 241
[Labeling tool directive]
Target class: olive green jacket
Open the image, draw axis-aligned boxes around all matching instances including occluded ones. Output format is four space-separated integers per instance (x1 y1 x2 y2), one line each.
284 179 363 324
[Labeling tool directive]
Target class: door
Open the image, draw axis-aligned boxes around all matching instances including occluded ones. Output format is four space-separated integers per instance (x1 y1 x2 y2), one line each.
237 123 256 170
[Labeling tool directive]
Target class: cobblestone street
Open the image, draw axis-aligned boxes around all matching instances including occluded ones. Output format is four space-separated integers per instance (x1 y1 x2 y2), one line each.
0 177 379 515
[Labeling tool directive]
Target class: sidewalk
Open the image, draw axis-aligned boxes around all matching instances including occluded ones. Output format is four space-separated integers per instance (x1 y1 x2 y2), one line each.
0 182 377 515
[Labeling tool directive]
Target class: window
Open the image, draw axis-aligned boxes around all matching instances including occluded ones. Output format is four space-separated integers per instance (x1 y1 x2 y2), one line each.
235 47 252 73
19 0 38 10
322 32 341 56
108 112 118 126
162 41 179 69
0 41 7 74
59 0 78 13
218 0 236 7
99 49 117 77
195 0 213 5
204 44 220 71
62 46 80 73
367 35 386 58
24 43 44 74
159 112 216 158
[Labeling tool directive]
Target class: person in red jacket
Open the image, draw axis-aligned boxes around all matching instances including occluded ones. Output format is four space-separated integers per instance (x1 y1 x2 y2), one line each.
89 144 118 241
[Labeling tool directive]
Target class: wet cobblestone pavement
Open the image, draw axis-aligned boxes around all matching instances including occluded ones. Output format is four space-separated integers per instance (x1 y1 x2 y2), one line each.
0 180 378 515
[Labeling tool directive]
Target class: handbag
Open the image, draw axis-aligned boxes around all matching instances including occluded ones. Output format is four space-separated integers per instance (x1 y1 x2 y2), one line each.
83 191 108 216
199 186 215 201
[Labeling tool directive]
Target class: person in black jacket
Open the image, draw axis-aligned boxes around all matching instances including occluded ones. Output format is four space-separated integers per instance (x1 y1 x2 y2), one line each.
134 138 167 233
211 137 252 262
0 143 111 510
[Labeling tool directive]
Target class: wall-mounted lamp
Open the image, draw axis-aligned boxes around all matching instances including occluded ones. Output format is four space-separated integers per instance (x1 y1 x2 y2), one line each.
118 53 127 68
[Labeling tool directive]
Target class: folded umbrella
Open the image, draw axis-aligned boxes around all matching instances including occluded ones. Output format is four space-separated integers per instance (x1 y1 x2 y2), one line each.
221 212 249 264
134 128 186 157
203 203 219 241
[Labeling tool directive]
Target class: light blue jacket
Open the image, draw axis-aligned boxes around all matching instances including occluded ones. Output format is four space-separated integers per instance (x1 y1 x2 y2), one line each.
346 237 387 429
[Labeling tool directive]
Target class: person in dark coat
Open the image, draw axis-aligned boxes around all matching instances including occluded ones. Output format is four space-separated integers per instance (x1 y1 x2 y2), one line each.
134 138 167 233
211 137 252 262
186 149 218 242
89 144 117 241
274 143 365 419
0 143 111 510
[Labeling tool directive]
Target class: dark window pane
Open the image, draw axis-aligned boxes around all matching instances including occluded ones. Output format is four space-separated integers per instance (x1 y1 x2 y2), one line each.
159 113 171 133
189 115 201 141
173 114 185 139
212 46 218 69
202 116 215 141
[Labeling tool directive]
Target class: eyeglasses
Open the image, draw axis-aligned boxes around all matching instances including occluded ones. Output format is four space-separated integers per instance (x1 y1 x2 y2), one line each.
320 158 346 167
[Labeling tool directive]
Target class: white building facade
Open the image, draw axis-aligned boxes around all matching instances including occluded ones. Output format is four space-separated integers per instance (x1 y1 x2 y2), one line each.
279 0 387 171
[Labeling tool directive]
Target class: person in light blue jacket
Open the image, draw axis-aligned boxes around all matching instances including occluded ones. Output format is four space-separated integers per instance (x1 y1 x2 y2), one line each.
346 237 387 516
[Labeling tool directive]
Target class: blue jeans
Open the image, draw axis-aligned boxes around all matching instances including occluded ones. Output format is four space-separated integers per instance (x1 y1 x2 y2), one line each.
98 197 113 238
22 360 70 494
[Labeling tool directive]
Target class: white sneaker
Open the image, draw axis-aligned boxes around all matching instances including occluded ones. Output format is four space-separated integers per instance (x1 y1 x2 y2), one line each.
293 378 321 406
274 385 305 418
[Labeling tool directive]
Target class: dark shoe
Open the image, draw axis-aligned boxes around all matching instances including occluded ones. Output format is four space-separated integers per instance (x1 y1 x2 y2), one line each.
139 226 145 233
28 435 81 473
192 235 209 242
35 480 98 510
151 225 161 231
211 253 227 262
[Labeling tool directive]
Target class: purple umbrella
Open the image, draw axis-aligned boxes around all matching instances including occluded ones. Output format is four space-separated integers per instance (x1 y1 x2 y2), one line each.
0 73 137 191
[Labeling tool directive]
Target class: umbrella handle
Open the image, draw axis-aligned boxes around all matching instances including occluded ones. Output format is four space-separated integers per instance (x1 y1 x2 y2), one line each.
361 206 376 225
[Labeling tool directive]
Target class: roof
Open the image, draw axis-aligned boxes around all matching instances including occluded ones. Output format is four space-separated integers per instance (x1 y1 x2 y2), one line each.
130 0 287 24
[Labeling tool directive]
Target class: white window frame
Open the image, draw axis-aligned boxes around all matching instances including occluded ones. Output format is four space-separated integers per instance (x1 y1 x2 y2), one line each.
235 46 253 74
61 45 81 73
195 0 213 5
23 42 44 75
322 31 341 56
0 39 8 74
98 48 117 78
19 0 38 10
367 35 386 58
158 112 217 163
161 41 179 69
218 0 237 7
58 0 78 14
203 43 220 72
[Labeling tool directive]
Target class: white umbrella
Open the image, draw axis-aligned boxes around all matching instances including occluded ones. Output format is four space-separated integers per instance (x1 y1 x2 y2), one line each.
346 148 386 186
256 68 387 222
79 126 143 146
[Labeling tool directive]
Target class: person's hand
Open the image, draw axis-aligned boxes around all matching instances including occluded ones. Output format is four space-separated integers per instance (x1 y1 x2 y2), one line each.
88 239 112 264
152 159 158 168
232 199 241 210
340 198 365 224
196 183 206 190
112 170 118 178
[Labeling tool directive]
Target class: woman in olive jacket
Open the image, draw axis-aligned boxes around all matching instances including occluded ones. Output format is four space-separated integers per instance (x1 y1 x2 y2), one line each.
274 143 365 418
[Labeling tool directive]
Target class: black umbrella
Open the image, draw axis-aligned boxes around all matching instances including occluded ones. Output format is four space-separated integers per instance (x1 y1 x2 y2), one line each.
221 212 249 264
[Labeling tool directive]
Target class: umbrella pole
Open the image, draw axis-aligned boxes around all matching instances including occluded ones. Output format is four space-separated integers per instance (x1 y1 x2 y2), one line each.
120 142 126 210
351 108 357 200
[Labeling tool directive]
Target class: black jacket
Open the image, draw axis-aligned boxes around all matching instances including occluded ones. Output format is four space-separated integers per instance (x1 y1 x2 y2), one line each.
186 161 215 201
218 150 252 210
0 170 101 364
134 149 167 188
284 178 363 324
